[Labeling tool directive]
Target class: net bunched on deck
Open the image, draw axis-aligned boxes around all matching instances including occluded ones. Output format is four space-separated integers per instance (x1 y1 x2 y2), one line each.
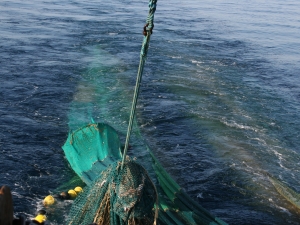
66 158 158 225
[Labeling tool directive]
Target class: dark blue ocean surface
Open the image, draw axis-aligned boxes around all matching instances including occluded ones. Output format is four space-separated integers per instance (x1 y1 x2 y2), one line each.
1 0 300 224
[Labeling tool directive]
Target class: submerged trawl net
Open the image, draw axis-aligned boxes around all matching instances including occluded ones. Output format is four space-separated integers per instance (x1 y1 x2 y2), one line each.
66 158 157 225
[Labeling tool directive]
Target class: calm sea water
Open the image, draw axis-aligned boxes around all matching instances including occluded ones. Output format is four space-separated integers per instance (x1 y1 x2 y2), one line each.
1 0 300 224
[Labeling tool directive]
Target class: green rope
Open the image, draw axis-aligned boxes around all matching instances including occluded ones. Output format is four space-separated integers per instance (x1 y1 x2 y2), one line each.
122 0 157 168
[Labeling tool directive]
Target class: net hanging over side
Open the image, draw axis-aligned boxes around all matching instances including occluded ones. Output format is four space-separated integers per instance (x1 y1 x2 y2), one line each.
66 158 158 225
63 1 160 224
62 0 229 224
62 123 122 185
63 123 228 225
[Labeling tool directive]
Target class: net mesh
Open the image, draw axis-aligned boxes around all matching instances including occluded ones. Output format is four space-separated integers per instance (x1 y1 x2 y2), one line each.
62 123 122 185
54 175 86 193
66 158 157 225
62 123 228 225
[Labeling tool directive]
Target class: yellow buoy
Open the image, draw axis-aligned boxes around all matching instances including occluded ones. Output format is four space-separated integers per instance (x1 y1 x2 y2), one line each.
68 189 77 199
43 195 55 206
74 186 83 194
34 214 47 224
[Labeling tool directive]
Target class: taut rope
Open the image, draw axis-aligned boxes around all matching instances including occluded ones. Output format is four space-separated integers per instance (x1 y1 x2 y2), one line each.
122 0 157 169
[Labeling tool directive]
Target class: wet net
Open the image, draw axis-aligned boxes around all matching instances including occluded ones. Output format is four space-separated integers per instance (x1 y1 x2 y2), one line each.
61 0 228 223
150 150 228 225
66 158 157 225
62 123 228 225
62 123 122 185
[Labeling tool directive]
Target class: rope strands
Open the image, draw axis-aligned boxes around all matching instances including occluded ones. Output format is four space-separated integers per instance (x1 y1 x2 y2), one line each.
122 0 158 169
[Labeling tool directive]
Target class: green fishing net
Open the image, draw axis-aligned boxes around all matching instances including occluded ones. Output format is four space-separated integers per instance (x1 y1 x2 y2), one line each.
62 123 122 185
62 123 228 225
150 150 228 225
66 158 157 225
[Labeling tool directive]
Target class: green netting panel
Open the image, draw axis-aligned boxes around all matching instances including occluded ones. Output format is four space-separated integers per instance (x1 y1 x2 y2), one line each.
62 123 228 225
148 150 228 225
62 123 122 185
54 174 86 194
66 158 157 225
